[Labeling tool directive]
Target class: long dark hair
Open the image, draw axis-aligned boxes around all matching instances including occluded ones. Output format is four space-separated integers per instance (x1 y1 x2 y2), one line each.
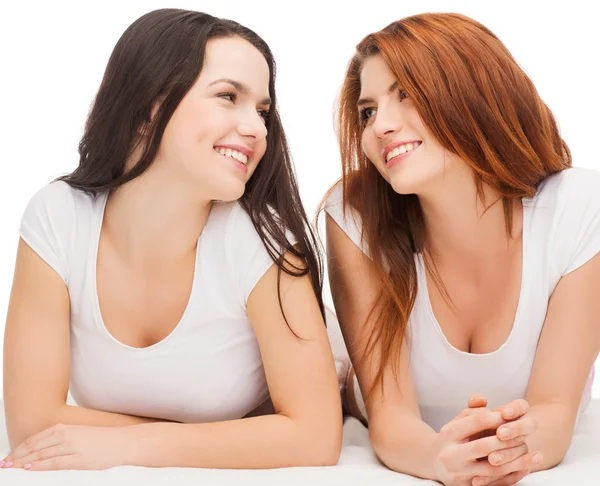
59 8 325 322
337 13 570 397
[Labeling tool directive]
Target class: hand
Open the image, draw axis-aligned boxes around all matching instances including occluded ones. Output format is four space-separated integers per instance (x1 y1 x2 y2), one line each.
1 424 129 471
469 396 542 486
432 404 539 486
463 395 498 442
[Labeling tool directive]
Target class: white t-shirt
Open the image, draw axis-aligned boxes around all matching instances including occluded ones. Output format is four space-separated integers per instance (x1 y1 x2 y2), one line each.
325 167 600 432
20 181 288 424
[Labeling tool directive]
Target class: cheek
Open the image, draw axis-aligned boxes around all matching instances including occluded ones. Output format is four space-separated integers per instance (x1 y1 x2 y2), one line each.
361 130 376 161
256 137 267 160
174 102 232 146
362 130 383 168
246 139 267 178
162 110 207 153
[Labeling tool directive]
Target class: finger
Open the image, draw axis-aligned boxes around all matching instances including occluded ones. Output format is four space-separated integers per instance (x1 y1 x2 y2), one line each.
441 410 505 442
488 469 530 486
458 406 486 420
472 451 542 478
472 476 502 486
9 431 62 461
497 416 537 441
468 394 488 409
464 434 526 460
488 443 529 466
26 454 74 471
473 469 529 486
12 445 73 469
9 426 59 459
493 399 530 421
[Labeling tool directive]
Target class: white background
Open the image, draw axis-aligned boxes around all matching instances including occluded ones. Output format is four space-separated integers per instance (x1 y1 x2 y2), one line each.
0 1 598 398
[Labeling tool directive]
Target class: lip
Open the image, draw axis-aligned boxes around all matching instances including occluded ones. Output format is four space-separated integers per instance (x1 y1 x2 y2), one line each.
382 140 422 161
383 140 422 168
214 149 248 174
214 144 254 159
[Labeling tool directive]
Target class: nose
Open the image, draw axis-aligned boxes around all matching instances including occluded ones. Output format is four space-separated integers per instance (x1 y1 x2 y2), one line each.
238 108 268 141
372 100 403 140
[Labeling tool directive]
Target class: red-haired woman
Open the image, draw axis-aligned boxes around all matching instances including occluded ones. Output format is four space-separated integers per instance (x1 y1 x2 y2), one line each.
325 12 600 486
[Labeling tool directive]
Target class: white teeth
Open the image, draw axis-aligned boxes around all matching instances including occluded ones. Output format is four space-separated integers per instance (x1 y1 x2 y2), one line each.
215 147 248 165
386 142 420 162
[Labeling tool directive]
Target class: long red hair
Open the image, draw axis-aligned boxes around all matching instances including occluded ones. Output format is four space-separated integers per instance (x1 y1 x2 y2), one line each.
336 13 571 398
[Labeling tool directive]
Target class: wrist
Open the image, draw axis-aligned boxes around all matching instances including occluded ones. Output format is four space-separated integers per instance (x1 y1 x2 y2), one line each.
119 423 149 466
428 433 444 483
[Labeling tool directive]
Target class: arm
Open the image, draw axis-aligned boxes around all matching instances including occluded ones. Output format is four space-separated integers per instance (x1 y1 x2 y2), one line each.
326 214 440 479
3 239 167 448
512 252 600 471
326 215 536 485
122 252 343 469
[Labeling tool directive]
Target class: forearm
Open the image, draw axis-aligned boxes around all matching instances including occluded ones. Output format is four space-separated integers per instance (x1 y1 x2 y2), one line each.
56 404 170 428
524 402 576 471
9 403 168 449
369 406 439 480
125 413 340 469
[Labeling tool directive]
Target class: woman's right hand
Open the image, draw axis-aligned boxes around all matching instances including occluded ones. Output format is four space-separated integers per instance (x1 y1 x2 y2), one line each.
432 404 539 486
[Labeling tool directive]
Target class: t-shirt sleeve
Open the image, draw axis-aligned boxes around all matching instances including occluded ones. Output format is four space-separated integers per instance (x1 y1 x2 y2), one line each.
553 168 600 276
323 182 368 255
227 204 297 306
19 181 75 284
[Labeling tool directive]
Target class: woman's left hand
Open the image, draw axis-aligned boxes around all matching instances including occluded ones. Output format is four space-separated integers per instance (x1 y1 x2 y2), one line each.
471 398 541 486
1 424 130 471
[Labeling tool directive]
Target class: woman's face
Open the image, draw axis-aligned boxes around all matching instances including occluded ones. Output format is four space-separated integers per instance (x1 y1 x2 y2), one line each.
359 54 459 196
155 36 270 201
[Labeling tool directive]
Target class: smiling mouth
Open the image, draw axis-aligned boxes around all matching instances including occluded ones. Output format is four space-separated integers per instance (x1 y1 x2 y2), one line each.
386 141 422 163
214 147 248 165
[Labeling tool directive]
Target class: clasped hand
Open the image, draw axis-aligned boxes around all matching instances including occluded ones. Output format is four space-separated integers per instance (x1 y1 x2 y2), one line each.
433 395 541 486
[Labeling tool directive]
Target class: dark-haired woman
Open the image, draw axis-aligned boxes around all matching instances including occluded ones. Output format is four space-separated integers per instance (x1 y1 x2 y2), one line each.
325 12 599 486
2 8 341 471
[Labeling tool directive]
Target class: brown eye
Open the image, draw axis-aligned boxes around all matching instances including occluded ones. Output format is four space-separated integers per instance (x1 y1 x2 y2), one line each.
218 92 236 102
399 90 408 101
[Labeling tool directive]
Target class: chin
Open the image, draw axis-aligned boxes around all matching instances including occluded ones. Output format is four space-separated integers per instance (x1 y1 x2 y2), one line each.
388 174 420 195
388 165 446 196
211 180 247 203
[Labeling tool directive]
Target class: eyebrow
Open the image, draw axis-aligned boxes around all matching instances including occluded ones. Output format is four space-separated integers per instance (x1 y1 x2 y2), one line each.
357 81 399 107
208 78 272 106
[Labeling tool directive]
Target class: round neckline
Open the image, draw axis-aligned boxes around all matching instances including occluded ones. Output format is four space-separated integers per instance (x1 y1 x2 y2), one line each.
91 191 202 351
417 202 531 357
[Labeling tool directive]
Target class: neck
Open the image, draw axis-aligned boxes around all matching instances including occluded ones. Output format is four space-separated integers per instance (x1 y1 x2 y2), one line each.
102 163 212 265
418 172 522 265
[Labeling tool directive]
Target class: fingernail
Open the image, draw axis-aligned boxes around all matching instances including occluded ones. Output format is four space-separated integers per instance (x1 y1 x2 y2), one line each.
491 452 503 464
533 452 543 464
0 461 4 467
504 407 515 418
4 462 13 468
24 464 32 470
499 427 511 439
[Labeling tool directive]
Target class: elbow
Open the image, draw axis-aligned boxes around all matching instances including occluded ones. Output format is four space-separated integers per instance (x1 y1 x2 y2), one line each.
305 434 342 467
298 418 343 467
369 426 395 471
